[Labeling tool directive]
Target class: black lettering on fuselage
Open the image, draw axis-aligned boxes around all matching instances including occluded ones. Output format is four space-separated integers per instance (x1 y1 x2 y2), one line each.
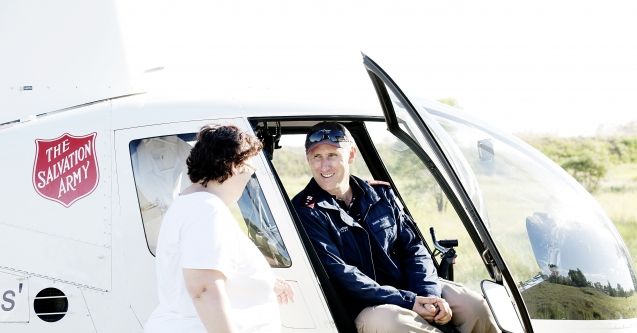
1 290 15 311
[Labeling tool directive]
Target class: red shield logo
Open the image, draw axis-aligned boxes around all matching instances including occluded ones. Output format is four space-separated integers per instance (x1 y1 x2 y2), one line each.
32 133 99 207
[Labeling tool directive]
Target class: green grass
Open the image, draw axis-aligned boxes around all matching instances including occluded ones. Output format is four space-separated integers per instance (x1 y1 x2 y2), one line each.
524 282 637 320
615 221 637 269
594 163 637 269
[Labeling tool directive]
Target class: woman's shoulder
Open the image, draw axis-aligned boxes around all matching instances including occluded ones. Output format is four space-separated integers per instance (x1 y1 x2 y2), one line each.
177 191 221 206
167 192 228 219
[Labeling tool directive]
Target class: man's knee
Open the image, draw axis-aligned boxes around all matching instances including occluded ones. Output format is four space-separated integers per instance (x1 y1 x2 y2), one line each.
459 287 490 315
355 304 424 333
462 295 499 333
442 281 499 333
464 293 493 325
356 304 403 332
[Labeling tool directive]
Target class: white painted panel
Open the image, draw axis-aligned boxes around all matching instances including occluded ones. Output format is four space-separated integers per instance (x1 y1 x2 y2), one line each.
0 275 96 332
0 224 110 290
0 0 132 125
0 272 28 323
280 280 315 329
82 287 143 332
0 102 112 290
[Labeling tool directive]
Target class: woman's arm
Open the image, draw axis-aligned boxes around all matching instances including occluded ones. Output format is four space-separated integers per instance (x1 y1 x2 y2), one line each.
183 268 236 333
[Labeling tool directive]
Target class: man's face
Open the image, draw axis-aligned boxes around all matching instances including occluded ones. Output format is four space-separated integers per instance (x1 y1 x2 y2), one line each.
306 143 355 197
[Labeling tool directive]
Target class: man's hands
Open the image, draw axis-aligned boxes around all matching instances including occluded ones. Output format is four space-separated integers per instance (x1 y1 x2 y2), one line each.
412 296 452 325
274 278 295 304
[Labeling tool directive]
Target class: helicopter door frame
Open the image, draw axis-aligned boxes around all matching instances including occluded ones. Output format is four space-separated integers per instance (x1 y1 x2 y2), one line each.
362 54 534 332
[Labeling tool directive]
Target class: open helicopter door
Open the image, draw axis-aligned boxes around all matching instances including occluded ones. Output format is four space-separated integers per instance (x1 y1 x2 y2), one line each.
362 54 531 333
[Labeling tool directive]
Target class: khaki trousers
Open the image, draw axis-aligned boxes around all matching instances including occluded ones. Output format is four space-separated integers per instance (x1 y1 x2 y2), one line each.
355 280 500 333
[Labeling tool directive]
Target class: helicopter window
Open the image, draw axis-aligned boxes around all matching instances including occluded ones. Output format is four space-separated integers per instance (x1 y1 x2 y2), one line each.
427 111 637 320
364 121 491 291
129 134 291 268
235 174 291 267
129 135 192 255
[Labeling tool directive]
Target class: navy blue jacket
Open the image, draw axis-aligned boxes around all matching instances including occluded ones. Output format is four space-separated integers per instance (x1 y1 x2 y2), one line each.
292 176 441 318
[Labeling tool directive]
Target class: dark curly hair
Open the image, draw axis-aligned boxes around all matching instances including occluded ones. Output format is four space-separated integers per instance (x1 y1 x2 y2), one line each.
187 124 263 185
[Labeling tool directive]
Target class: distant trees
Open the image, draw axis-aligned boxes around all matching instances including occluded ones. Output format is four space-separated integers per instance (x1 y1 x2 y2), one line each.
561 156 606 192
567 268 588 288
524 136 637 192
548 268 588 288
546 268 634 298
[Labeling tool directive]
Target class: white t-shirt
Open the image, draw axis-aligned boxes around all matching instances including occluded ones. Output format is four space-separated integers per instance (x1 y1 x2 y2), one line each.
145 192 280 333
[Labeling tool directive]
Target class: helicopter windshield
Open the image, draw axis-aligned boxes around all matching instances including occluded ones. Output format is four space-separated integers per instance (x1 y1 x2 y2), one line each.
416 102 637 321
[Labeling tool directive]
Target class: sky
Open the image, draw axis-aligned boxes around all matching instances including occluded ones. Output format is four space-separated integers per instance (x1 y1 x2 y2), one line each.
3 1 636 136
114 0 637 137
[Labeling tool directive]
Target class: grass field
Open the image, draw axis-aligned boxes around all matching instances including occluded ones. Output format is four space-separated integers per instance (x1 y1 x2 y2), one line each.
524 282 637 320
594 163 637 269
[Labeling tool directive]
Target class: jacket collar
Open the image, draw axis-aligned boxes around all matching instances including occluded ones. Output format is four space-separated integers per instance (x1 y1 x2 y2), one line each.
350 176 381 207
305 178 340 211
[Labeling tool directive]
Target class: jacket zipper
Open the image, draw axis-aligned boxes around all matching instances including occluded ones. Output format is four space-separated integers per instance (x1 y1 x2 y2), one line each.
361 203 377 280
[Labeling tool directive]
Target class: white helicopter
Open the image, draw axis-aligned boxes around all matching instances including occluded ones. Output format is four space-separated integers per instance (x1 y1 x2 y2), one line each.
1 51 636 332
1 5 636 333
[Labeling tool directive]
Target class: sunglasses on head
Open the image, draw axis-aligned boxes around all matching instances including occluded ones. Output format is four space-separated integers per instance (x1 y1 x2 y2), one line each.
307 129 350 144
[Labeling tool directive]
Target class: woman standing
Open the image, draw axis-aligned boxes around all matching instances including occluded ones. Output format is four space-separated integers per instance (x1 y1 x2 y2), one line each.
145 124 291 333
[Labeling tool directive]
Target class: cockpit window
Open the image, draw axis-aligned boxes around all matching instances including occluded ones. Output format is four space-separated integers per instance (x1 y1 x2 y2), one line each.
129 134 291 268
364 121 491 291
237 175 291 267
424 108 637 320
